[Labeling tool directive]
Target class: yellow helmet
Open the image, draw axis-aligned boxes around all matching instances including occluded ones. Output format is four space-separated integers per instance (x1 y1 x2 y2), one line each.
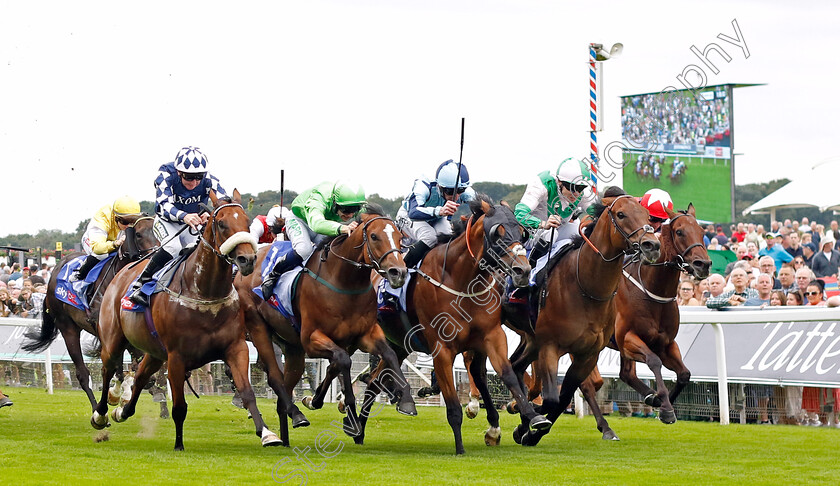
113 195 142 216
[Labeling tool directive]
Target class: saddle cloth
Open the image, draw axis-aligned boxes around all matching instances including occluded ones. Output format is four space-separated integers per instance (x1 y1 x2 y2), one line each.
54 255 113 311
120 251 190 312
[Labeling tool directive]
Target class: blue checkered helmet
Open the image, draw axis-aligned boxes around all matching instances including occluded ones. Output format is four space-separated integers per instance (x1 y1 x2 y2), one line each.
173 146 208 173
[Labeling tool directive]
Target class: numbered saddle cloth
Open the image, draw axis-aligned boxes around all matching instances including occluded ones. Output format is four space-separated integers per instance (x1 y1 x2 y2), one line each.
120 252 190 312
252 240 304 331
54 255 114 311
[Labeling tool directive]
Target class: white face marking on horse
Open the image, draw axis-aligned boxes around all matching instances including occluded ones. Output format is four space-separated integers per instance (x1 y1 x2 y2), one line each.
233 213 238 220
384 224 398 251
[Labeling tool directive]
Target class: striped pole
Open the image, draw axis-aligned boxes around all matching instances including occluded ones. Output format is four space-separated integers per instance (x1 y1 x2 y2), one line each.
589 43 600 183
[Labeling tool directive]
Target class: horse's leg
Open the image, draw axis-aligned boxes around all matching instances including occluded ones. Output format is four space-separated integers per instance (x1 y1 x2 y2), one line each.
483 327 549 432
620 332 676 423
304 331 361 444
661 341 691 408
57 322 97 411
91 316 128 430
112 354 163 423
166 356 189 451
468 352 501 446
358 327 416 417
247 323 308 442
224 341 283 447
515 345 560 446
354 344 410 439
527 361 543 403
580 366 619 440
463 351 481 420
432 348 466 455
304 360 340 410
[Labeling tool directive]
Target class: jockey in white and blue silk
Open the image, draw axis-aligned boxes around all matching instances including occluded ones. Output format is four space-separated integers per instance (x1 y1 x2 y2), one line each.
128 146 229 306
395 160 476 267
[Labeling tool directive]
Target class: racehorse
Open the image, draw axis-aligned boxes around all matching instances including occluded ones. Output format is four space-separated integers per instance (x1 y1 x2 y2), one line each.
371 195 550 455
505 186 661 446
233 205 415 440
91 190 287 450
577 203 711 438
22 214 158 412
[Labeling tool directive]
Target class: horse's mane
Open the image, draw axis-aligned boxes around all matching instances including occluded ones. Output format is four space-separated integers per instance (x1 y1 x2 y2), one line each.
122 213 150 225
571 186 627 249
361 203 386 217
445 193 494 242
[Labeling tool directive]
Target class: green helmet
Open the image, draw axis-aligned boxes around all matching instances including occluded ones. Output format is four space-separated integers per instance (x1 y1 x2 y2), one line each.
555 157 592 184
332 181 366 210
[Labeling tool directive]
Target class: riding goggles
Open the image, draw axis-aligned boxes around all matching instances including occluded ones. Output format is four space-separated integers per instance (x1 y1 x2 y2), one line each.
336 204 362 214
179 171 206 181
561 181 588 193
440 186 467 197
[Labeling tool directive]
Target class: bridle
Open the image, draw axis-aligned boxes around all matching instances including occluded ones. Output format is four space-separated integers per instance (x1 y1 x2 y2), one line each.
197 203 254 266
576 194 654 301
326 215 402 278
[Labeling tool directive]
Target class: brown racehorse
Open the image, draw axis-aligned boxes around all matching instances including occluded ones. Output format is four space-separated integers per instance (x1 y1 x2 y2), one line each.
23 215 158 412
92 190 287 450
578 203 711 438
506 186 661 446
371 196 550 455
234 205 416 441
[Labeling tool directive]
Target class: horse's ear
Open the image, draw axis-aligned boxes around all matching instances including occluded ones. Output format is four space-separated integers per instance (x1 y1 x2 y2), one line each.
499 200 512 210
665 206 677 219
232 188 241 204
687 202 696 216
209 190 219 207
481 199 493 215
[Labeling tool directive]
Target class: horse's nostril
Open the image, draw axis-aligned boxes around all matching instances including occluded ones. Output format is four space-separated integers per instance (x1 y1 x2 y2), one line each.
512 266 525 277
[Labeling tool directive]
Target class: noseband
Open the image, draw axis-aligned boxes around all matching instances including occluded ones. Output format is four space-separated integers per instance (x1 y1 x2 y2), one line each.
198 203 257 265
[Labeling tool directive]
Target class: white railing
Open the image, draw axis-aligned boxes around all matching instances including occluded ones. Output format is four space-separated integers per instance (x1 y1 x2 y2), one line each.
0 317 53 394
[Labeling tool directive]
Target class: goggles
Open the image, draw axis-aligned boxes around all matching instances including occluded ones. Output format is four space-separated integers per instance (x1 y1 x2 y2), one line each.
336 204 362 214
441 186 467 197
180 171 206 181
560 181 588 193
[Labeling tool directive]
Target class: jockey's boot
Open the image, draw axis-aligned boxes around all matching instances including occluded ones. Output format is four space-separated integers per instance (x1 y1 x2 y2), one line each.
128 250 173 307
260 250 303 300
69 255 99 282
403 241 431 269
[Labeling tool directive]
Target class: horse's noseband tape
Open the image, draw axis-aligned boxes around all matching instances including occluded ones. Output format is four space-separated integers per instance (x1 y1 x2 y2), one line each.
219 232 258 256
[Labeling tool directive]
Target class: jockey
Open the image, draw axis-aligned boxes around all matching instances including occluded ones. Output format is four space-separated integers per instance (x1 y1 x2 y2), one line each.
514 157 597 266
128 146 230 306
259 180 366 298
395 160 476 267
250 205 288 245
70 196 143 282
639 188 673 233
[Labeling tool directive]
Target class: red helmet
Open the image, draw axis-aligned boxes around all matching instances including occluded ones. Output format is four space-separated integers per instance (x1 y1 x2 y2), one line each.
640 188 673 220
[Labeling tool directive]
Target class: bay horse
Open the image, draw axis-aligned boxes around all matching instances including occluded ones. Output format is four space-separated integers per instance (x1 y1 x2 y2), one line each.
578 203 711 438
506 186 661 446
233 205 415 440
371 196 550 455
22 214 158 412
92 190 287 450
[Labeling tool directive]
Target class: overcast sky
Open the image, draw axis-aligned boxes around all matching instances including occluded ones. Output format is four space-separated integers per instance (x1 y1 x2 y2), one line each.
2 0 837 235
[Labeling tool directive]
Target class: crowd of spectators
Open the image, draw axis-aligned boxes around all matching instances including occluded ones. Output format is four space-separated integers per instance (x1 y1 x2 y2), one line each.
621 93 730 146
0 261 51 319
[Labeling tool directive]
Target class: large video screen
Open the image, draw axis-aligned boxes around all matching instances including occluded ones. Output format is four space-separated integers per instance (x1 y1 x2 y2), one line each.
620 85 734 223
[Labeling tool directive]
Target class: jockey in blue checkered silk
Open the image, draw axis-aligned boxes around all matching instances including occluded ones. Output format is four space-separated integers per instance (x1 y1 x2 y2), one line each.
395 159 476 267
128 146 229 306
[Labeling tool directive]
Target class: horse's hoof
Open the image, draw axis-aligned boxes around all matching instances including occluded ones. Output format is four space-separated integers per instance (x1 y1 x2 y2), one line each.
530 414 552 431
465 398 480 419
397 400 418 417
353 435 365 445
484 426 501 446
302 396 319 411
107 388 121 406
512 423 528 445
602 430 620 441
291 413 310 428
659 409 677 424
174 444 184 452
111 406 126 423
505 401 519 415
520 430 542 447
644 393 663 408
91 411 110 430
342 416 363 438
261 427 283 447
337 399 346 414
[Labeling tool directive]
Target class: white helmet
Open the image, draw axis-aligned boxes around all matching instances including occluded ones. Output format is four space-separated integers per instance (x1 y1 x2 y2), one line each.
555 157 592 185
173 146 208 174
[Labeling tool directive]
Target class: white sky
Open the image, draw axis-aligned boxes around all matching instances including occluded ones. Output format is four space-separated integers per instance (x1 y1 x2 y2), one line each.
2 0 837 235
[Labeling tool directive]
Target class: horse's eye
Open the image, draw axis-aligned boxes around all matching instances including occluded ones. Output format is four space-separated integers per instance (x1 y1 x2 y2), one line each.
676 229 684 237
617 211 625 219
370 233 378 241
218 221 228 230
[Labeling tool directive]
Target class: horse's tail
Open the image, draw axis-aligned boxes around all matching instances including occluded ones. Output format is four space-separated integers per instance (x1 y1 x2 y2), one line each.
22 309 59 353
83 336 102 360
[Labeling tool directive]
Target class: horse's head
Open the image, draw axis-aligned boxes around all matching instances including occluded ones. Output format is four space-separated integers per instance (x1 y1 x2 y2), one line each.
205 189 259 275
470 197 530 288
355 205 407 288
118 214 158 261
663 203 711 279
599 187 660 264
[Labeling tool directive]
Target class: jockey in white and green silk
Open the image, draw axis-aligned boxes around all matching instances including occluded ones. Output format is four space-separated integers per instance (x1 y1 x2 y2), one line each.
395 159 476 267
260 180 366 298
514 157 597 264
